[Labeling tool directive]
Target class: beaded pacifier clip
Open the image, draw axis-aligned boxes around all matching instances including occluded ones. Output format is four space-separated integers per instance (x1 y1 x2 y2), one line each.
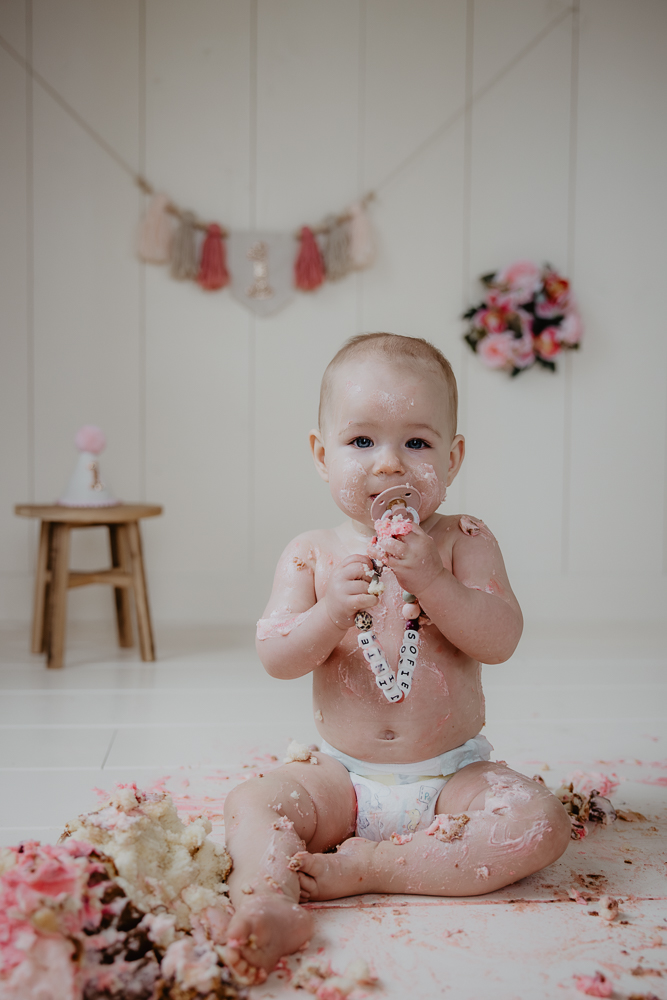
355 485 425 704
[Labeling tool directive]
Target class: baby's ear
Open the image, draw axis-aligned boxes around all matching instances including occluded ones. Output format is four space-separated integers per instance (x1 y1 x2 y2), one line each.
309 429 329 481
447 434 465 485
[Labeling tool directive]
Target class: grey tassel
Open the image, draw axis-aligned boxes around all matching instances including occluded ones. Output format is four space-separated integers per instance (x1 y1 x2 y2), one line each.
323 215 351 281
170 211 199 280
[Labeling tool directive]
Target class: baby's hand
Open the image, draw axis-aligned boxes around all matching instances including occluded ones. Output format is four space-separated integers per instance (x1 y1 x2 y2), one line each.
324 554 378 630
378 524 444 598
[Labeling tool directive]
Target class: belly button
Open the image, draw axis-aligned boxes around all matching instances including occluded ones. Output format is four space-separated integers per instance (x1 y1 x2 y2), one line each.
381 730 395 741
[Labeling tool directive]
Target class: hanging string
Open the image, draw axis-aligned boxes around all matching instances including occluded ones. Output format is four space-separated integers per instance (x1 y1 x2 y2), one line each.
0 6 574 229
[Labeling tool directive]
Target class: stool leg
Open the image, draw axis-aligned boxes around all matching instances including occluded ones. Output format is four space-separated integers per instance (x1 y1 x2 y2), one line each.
126 521 156 662
45 523 70 669
31 521 51 654
109 524 133 648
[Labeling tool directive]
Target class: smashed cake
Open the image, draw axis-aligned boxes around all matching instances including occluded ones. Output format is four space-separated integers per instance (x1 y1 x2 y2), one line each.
0 785 242 1000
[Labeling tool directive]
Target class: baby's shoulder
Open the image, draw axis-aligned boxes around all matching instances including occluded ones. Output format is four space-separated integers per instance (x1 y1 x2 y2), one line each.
430 513 498 551
278 527 339 571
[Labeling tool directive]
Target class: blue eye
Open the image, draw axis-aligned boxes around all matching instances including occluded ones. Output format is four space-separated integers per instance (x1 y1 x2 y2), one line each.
353 437 373 448
406 438 429 449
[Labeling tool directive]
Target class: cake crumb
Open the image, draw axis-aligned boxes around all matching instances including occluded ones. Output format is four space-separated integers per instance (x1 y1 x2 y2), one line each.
424 813 470 843
598 895 619 922
476 865 490 879
284 740 319 765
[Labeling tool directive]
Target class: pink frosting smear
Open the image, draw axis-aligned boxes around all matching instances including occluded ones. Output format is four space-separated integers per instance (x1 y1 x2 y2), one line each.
374 516 413 539
573 971 613 996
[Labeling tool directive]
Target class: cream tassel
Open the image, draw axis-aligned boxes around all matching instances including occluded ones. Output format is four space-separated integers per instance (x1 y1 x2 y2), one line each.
348 201 375 269
323 215 351 281
137 192 173 264
170 211 198 280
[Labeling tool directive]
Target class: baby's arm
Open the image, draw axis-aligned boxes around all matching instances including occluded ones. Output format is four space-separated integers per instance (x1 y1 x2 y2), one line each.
379 521 522 664
256 534 377 679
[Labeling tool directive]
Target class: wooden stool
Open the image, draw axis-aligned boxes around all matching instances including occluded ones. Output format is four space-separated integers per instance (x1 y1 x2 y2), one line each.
14 503 163 669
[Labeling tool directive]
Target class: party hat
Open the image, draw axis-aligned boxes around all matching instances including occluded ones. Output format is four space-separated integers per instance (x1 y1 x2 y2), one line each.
58 425 120 507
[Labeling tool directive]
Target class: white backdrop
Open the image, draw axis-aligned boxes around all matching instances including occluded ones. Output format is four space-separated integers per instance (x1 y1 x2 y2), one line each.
1 0 666 626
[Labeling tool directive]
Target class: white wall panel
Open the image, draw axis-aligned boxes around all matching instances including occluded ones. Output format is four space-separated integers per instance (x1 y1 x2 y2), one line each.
0 37 31 620
568 0 667 577
252 0 360 604
363 0 467 189
32 0 140 171
0 0 26 56
464 8 572 583
31 11 142 618
144 0 253 623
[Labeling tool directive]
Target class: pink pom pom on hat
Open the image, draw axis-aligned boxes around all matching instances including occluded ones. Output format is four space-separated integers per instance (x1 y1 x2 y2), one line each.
74 424 106 455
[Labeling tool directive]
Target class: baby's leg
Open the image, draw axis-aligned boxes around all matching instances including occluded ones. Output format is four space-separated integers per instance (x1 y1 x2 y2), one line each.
221 752 356 983
294 762 570 901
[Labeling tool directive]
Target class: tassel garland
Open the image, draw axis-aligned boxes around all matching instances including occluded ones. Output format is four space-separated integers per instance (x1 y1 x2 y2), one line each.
348 200 375 269
135 176 374 304
137 192 173 264
197 224 229 291
170 211 199 281
322 215 351 281
294 226 325 291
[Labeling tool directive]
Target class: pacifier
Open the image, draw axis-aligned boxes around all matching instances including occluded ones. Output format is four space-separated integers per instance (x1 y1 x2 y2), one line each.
370 484 422 525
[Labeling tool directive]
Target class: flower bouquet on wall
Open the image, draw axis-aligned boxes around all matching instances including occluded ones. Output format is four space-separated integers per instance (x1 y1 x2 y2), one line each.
463 260 582 376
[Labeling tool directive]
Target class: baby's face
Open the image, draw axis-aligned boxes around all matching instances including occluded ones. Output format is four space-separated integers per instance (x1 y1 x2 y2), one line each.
313 356 463 528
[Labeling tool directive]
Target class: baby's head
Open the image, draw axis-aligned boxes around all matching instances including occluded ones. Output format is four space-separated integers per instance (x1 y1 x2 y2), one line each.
311 333 464 526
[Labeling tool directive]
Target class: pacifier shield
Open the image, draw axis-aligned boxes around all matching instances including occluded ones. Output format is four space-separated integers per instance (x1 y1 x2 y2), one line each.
370 484 422 523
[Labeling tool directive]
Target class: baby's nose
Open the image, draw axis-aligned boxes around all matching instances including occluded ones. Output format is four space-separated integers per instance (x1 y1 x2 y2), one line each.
373 446 404 475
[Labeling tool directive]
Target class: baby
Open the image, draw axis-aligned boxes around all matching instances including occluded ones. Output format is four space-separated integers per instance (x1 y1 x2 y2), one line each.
222 333 570 984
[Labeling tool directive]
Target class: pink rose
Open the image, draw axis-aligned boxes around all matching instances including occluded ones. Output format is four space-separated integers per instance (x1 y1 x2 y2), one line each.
477 332 517 370
485 287 520 312
557 310 582 346
474 307 509 335
494 260 541 304
509 330 535 369
533 326 562 359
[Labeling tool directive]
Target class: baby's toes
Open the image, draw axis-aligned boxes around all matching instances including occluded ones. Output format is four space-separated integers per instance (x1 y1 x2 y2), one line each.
297 869 318 902
220 945 267 986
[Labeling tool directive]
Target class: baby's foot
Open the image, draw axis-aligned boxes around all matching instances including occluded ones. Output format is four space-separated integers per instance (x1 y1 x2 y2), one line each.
221 892 313 985
292 837 377 901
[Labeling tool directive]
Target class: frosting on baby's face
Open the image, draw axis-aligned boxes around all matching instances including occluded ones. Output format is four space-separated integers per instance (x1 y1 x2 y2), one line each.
313 357 462 530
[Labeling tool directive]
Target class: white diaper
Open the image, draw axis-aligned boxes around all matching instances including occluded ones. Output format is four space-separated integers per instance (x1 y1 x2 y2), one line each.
319 734 493 842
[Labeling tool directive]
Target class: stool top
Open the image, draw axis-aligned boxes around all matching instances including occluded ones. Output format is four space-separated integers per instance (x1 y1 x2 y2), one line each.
14 503 163 523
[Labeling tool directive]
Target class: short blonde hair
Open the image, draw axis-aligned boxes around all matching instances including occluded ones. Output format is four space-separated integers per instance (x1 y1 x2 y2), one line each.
319 332 458 434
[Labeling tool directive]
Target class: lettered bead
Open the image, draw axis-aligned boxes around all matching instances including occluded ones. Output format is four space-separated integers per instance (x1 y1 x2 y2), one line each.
357 632 378 648
370 658 390 676
402 603 420 619
397 663 414 680
376 670 396 690
362 644 382 663
386 687 404 703
398 677 412 694
404 629 419 644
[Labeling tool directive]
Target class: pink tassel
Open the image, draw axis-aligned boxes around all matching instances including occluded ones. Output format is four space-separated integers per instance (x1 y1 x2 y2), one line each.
137 192 173 264
197 224 229 291
294 226 325 291
348 201 375 269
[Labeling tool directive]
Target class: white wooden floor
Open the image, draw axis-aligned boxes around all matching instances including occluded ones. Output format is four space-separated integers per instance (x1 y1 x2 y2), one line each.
1 620 666 999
